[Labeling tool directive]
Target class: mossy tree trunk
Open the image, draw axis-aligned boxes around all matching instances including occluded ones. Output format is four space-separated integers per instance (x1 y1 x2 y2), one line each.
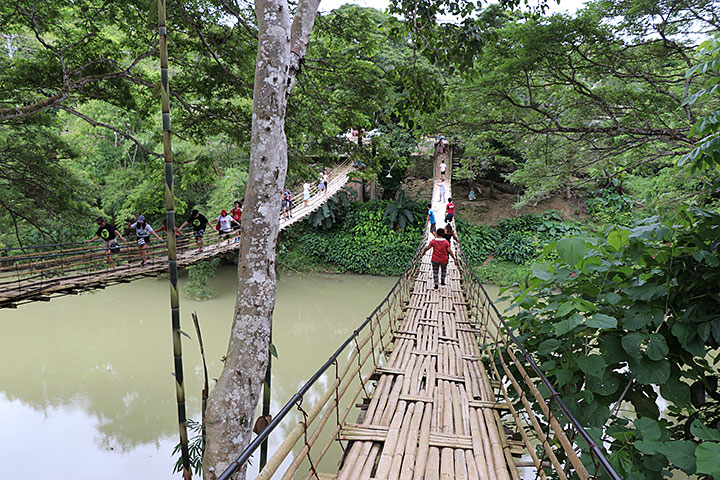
203 0 320 478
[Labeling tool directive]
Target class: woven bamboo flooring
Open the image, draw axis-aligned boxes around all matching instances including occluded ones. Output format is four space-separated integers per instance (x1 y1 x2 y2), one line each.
334 153 517 479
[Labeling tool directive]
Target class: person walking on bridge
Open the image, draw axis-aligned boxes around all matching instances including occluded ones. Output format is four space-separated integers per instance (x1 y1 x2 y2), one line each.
303 180 311 207
216 209 239 244
438 179 446 203
427 202 437 236
445 198 455 224
87 217 126 270
129 215 162 266
179 210 209 251
282 187 293 220
441 223 460 245
423 228 456 289
230 200 243 241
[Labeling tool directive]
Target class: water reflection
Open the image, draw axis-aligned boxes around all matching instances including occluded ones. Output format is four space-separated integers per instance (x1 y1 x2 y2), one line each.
0 266 398 480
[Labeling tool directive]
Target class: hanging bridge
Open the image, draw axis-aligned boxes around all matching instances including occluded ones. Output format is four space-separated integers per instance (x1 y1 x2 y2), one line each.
215 152 621 480
0 161 354 308
2 151 621 479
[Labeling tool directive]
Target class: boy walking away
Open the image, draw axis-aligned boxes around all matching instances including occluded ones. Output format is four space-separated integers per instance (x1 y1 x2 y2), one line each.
129 215 162 266
216 209 239 245
445 198 455 224
440 160 447 180
87 217 126 270
427 202 437 236
423 228 457 289
438 179 446 203
179 210 209 251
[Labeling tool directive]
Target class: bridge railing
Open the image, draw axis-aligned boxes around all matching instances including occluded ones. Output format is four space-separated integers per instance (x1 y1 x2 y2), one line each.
216 239 427 480
0 227 230 299
454 244 621 480
0 161 354 304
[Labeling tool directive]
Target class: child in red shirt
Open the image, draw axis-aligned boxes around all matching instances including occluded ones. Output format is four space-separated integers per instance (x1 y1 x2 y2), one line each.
422 228 457 289
445 198 455 224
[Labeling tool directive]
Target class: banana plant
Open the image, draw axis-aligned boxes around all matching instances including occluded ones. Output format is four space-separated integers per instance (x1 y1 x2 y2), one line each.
383 190 423 231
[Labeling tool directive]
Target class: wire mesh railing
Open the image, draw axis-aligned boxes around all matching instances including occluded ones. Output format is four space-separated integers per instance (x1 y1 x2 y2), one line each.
216 233 621 480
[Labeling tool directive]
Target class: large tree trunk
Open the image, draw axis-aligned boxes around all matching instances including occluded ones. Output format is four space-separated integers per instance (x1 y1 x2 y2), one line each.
203 0 319 478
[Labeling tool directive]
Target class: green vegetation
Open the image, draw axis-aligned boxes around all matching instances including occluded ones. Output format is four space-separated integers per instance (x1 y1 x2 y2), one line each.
510 209 720 478
472 261 529 286
455 211 582 286
3 0 720 476
0 4 442 248
279 199 425 276
183 259 220 300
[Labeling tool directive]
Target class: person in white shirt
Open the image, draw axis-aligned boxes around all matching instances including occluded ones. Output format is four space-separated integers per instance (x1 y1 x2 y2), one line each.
438 180 446 203
440 160 447 180
129 215 162 266
303 181 311 207
216 209 239 244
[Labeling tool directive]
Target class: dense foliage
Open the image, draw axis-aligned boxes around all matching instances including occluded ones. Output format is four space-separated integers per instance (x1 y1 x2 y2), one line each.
510 209 720 478
279 200 425 276
456 211 582 267
431 1 720 215
0 3 441 247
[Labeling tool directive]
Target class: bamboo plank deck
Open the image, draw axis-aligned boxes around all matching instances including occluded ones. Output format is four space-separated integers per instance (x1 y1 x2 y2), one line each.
0 162 355 307
334 152 520 479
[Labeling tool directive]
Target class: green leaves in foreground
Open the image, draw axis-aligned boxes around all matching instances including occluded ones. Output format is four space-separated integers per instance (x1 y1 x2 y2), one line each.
507 209 720 479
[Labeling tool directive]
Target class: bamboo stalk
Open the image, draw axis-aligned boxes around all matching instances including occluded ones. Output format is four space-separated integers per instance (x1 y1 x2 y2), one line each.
440 447 454 480
156 1 190 478
387 402 415 479
454 448 468 480
425 446 440 480
412 402 433 480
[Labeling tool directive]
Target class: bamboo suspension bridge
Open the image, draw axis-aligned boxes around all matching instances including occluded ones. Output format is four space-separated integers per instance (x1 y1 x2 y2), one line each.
214 152 621 480
0 161 354 308
1 151 620 479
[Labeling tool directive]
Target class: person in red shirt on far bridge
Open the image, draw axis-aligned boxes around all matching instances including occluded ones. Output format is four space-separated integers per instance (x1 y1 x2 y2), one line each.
445 197 455 224
422 228 457 289
230 200 243 241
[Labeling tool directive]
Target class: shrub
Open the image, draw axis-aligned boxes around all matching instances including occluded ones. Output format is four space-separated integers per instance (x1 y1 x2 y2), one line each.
455 218 500 264
495 231 536 264
281 200 424 276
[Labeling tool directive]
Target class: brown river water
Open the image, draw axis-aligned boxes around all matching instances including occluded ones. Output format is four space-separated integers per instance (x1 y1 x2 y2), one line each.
0 265 502 479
